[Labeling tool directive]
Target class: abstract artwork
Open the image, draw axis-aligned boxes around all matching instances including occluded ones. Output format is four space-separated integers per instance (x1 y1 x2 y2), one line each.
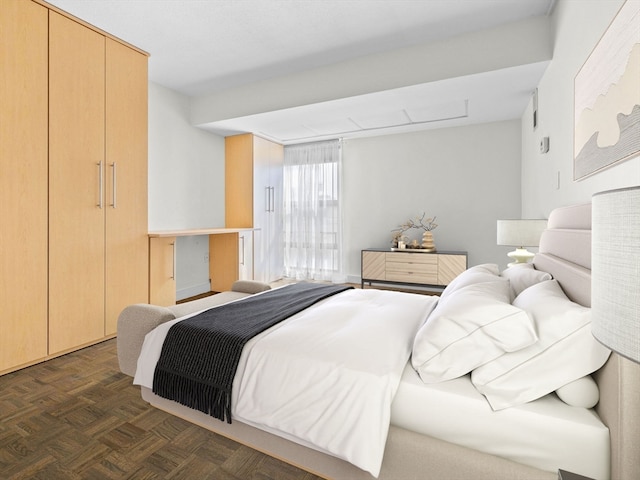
574 0 640 180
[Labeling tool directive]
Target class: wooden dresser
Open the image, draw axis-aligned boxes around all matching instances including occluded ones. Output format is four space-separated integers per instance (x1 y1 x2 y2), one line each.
361 249 467 290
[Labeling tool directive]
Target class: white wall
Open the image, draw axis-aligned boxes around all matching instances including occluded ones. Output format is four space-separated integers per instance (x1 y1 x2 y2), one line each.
148 82 225 298
343 120 522 282
521 0 639 217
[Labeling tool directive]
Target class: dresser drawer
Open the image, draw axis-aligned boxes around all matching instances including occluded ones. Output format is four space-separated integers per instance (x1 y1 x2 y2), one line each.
386 261 437 275
385 271 439 284
386 253 438 284
386 252 438 266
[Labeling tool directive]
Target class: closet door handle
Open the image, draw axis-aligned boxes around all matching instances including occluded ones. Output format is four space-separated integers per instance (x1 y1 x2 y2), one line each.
269 186 275 212
170 241 176 280
265 187 270 212
240 235 245 266
110 162 117 208
97 161 103 208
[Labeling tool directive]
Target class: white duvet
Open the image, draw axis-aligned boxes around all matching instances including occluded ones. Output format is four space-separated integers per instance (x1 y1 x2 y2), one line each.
134 287 437 477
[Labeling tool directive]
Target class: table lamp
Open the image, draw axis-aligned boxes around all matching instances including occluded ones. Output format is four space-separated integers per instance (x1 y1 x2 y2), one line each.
497 219 547 266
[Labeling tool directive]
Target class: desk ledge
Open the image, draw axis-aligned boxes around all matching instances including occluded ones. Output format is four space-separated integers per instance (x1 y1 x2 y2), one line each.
148 227 259 238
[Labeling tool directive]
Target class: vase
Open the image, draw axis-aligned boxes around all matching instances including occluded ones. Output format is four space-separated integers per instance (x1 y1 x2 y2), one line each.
421 231 436 252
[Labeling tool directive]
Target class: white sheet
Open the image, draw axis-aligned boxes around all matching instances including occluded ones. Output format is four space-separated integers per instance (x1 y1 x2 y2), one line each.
135 287 438 477
391 363 610 480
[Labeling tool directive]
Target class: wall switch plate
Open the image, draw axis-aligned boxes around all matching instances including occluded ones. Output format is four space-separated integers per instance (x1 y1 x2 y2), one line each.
540 136 550 153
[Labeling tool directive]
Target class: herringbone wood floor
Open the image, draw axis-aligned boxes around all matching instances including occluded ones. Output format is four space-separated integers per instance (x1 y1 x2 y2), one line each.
0 339 324 480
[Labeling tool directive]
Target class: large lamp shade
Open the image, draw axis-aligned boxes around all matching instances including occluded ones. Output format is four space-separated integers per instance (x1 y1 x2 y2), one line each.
592 186 640 363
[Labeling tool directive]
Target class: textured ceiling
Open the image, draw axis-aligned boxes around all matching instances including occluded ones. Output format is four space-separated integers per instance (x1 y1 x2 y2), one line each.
46 0 556 143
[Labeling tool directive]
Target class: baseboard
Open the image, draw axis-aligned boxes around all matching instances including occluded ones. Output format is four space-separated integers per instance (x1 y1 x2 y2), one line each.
176 282 211 301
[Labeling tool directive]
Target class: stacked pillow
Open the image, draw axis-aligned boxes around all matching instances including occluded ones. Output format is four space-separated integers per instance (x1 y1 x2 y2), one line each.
438 263 500 302
471 279 610 409
412 264 537 383
499 263 552 300
411 263 611 410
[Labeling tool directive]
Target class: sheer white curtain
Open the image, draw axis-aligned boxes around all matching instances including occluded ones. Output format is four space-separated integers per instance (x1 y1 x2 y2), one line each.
283 139 345 282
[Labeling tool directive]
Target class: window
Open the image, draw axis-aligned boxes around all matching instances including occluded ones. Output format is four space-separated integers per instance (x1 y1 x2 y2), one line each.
283 140 344 282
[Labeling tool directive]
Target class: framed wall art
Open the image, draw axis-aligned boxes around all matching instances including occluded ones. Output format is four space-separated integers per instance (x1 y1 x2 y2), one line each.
574 0 640 181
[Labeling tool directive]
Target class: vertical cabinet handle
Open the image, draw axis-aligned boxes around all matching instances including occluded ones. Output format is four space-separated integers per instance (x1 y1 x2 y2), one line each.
97 161 103 208
110 162 117 208
240 235 245 266
264 186 276 212
265 186 270 212
170 241 176 280
270 186 275 212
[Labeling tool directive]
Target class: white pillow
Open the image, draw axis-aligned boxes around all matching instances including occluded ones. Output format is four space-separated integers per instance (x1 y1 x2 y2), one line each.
555 375 600 408
412 280 537 383
471 280 611 410
500 263 552 300
439 263 500 301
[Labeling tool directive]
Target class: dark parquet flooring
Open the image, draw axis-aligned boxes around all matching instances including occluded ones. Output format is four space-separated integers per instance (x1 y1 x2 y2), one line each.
0 339 324 480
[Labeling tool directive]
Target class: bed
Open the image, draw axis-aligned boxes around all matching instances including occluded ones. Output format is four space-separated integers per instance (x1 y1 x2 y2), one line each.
119 203 640 480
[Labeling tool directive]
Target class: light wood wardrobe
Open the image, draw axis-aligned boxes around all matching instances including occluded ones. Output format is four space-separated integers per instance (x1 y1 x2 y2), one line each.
225 134 284 283
0 0 149 374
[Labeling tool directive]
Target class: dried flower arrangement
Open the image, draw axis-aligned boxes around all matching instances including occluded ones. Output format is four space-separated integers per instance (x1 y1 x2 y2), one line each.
400 213 438 232
391 213 438 249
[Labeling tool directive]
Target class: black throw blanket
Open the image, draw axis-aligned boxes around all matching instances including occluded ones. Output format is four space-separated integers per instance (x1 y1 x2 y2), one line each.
153 282 353 423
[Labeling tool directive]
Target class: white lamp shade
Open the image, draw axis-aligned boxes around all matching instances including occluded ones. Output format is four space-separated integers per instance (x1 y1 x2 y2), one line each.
497 219 547 247
592 186 640 363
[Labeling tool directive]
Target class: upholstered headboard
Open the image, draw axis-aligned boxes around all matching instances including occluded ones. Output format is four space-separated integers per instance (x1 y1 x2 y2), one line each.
534 203 592 307
533 202 639 480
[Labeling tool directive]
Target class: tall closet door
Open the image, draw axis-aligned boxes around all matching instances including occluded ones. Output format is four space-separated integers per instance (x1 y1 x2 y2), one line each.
252 135 271 283
48 12 106 354
104 39 149 335
0 0 48 373
268 141 284 281
252 136 283 283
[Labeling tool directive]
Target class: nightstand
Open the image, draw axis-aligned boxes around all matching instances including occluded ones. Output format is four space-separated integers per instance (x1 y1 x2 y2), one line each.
558 469 594 480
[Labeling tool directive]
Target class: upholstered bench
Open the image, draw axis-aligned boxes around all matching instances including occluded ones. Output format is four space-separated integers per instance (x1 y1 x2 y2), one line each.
117 280 271 376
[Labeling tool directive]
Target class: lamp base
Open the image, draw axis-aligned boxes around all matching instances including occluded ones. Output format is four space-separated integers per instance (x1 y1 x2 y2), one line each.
507 248 535 267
